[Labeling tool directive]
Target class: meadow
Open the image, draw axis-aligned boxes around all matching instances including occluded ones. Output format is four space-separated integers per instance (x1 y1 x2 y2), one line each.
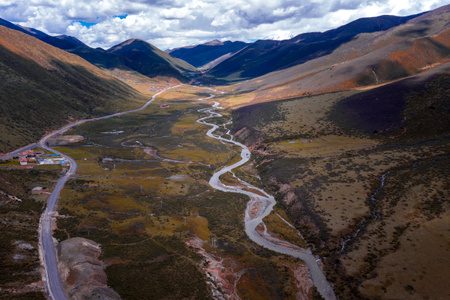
49 85 308 299
1 78 447 299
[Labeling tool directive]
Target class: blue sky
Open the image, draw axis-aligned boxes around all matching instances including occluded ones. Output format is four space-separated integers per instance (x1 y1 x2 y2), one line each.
0 0 447 49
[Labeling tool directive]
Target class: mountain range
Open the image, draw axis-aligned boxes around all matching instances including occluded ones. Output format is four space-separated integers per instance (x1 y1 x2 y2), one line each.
232 4 450 104
205 14 423 81
0 17 195 82
166 40 249 70
0 4 449 152
0 4 449 300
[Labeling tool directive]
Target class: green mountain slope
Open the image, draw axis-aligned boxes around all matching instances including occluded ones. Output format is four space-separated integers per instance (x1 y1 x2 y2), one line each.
0 26 147 153
108 39 197 80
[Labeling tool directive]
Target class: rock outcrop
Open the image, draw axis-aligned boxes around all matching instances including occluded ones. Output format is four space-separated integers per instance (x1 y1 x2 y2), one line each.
57 237 120 300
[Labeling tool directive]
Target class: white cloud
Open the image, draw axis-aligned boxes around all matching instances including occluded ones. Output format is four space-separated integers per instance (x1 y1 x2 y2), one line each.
273 6 297 17
160 7 194 20
0 0 447 50
211 10 237 27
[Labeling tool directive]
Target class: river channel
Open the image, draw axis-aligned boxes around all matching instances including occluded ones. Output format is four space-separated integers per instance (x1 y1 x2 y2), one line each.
197 93 337 300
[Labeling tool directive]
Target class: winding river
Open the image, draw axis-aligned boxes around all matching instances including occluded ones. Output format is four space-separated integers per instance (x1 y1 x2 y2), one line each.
36 85 335 299
197 94 337 300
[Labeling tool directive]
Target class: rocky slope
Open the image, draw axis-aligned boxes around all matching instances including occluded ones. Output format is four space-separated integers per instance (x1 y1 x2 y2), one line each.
57 238 120 300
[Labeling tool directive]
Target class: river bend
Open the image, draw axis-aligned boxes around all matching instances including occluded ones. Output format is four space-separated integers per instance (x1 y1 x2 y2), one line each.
197 94 337 300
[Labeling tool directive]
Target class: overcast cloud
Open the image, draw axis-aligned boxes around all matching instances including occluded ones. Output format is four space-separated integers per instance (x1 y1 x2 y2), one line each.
0 0 447 50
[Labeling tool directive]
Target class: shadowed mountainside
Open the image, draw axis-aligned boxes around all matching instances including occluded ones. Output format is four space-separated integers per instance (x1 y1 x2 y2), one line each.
166 40 249 69
107 39 197 81
0 18 195 82
0 25 147 153
207 14 422 81
329 64 450 138
233 63 450 143
228 4 450 106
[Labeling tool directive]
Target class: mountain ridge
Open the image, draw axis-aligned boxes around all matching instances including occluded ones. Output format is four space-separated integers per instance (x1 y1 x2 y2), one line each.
108 38 196 75
167 40 249 68
207 13 424 81
0 18 196 82
226 5 450 106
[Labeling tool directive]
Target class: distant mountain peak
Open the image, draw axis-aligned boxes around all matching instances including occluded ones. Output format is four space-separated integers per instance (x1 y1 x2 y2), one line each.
204 40 224 46
167 40 250 68
121 38 146 46
106 36 196 79
107 38 154 53
127 38 146 43
55 35 87 47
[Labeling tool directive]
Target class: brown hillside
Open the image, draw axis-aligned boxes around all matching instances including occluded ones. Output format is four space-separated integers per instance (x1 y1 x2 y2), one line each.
228 5 450 107
0 25 109 79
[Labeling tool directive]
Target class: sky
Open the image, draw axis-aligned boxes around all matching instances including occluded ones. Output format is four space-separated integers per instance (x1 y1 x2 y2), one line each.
0 0 447 50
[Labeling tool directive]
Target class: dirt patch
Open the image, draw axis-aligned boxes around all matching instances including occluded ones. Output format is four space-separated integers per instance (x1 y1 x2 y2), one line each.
48 135 84 146
186 237 242 299
57 237 120 300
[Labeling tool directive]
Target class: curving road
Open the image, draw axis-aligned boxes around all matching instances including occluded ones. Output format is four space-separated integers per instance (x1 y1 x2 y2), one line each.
0 143 37 161
38 85 181 299
197 96 337 300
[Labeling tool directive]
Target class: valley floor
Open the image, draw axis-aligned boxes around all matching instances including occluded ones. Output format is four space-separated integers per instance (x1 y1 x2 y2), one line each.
0 81 448 300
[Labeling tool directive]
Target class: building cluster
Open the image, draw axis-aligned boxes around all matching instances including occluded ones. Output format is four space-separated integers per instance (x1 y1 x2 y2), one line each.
17 150 67 167
148 86 166 92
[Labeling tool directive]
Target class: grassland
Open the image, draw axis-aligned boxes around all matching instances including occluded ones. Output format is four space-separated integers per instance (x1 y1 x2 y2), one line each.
230 74 450 299
2 70 447 299
42 85 307 299
0 35 148 153
0 168 59 299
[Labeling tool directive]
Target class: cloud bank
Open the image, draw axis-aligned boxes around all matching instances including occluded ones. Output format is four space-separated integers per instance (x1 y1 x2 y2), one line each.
0 0 447 49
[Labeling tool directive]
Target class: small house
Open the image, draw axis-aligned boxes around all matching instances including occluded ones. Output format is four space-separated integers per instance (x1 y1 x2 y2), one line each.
32 187 43 195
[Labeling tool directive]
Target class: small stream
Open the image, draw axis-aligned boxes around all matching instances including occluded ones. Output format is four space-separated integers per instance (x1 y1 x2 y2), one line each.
197 94 337 300
338 171 389 252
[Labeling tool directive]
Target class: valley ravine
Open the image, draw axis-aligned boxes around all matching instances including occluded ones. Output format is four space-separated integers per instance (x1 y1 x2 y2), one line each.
197 94 337 300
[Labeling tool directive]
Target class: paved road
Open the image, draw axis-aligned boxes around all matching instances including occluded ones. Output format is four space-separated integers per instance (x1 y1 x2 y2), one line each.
38 86 180 299
0 143 37 161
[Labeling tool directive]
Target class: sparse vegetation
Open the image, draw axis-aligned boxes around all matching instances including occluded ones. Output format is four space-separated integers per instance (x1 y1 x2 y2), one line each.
0 169 58 299
230 73 450 299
